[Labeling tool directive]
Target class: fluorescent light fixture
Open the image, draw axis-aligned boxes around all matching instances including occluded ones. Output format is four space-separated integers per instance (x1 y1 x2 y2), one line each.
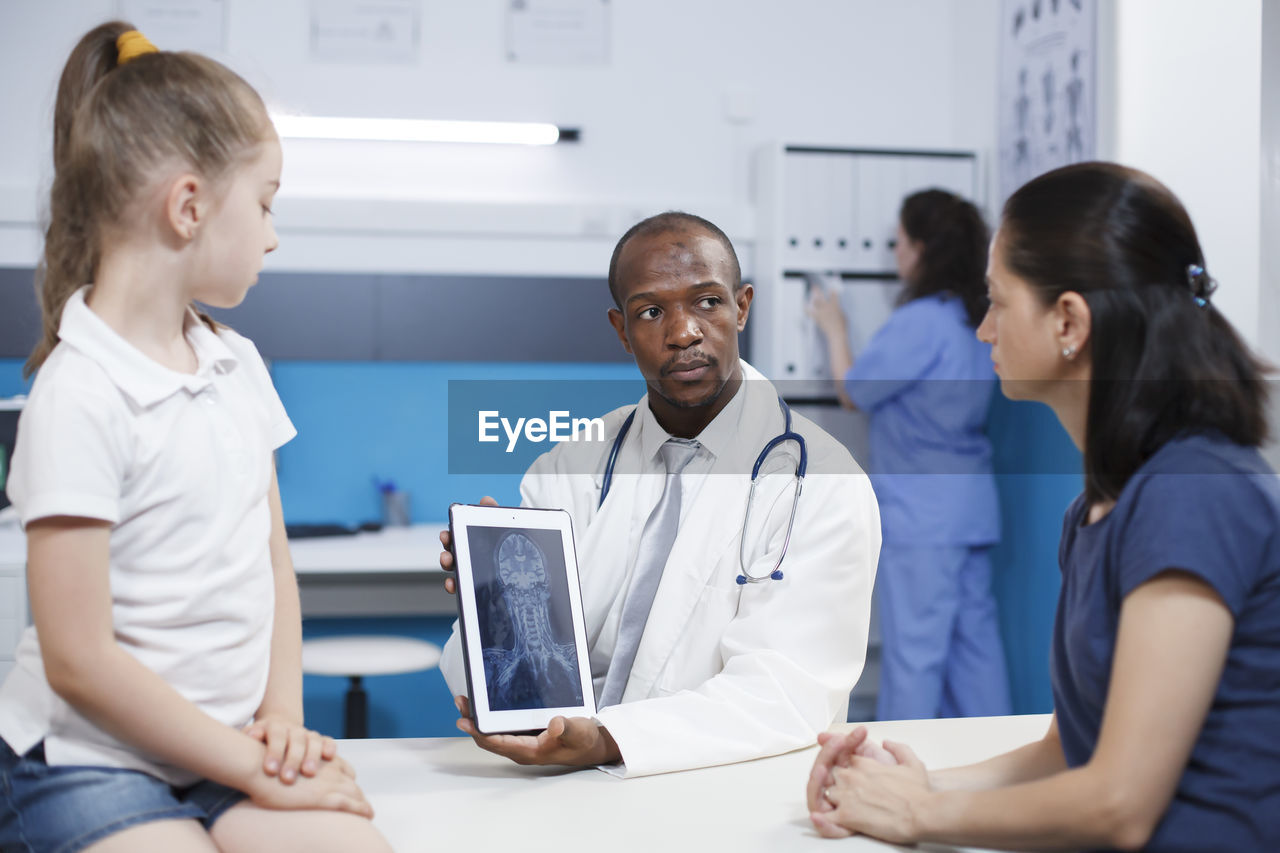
270 114 573 146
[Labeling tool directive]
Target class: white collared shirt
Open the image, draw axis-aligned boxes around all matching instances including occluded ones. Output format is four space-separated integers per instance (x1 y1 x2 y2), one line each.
587 377 750 688
0 286 295 785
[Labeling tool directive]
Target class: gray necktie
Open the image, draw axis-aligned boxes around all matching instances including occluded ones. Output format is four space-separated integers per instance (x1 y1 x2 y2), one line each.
598 437 701 708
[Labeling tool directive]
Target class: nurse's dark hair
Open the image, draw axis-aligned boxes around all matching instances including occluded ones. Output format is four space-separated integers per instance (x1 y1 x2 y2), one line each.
607 211 742 308
27 21 272 376
898 188 989 328
1000 161 1270 505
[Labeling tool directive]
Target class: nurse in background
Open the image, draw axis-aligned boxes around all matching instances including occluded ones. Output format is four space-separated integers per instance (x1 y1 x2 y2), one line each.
809 189 1011 721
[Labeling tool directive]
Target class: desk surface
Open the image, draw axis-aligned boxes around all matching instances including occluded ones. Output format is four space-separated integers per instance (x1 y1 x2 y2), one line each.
0 524 20 567
0 523 448 576
344 714 1052 853
0 523 452 617
287 524 447 575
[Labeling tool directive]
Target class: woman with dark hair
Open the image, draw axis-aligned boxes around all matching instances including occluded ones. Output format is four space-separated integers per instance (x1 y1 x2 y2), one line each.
806 162 1280 851
810 189 1010 722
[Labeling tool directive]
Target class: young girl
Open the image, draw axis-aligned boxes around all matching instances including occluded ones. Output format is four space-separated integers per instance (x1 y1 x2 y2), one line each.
810 189 1010 721
807 162 1280 850
0 22 391 853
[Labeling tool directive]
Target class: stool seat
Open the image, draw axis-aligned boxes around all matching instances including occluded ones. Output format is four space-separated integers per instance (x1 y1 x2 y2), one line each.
302 636 442 739
302 636 441 677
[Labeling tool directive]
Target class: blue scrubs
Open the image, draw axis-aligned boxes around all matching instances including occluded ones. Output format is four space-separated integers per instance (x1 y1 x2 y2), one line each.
844 294 1010 720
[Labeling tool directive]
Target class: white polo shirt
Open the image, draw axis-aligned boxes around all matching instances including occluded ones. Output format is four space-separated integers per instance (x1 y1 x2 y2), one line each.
0 286 295 785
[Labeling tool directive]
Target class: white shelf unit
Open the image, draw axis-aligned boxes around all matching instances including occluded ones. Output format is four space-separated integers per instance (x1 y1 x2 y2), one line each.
753 144 979 385
0 188 755 279
753 145 978 719
1 398 25 681
0 530 24 683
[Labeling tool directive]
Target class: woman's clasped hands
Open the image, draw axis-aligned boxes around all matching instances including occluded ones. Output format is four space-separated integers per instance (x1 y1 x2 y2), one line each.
806 726 933 844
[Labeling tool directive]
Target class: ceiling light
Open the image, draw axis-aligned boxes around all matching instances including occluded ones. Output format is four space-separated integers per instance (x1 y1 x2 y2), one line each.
270 114 577 146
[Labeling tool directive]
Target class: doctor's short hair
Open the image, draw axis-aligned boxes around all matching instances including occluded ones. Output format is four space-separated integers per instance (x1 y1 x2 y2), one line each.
607 211 743 308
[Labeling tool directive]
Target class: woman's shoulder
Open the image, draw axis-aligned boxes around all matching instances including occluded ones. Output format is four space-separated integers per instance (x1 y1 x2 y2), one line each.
1121 432 1280 521
1141 431 1276 479
1102 433 1280 617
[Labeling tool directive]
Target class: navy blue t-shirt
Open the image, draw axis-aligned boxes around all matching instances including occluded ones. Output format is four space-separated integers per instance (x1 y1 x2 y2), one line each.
1051 432 1280 851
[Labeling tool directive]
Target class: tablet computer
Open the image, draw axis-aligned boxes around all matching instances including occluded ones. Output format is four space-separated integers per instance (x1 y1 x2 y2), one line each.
448 503 596 734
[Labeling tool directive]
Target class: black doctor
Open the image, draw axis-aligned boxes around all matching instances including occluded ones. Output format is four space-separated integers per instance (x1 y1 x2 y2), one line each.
436 212 752 767
437 211 877 776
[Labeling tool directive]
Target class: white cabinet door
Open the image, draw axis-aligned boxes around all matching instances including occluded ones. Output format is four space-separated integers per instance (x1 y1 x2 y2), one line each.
0 568 25 665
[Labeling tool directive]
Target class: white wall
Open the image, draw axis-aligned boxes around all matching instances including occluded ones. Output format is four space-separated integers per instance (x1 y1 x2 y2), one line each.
1101 0 1263 348
947 0 1001 219
1262 0 1280 369
0 0 996 275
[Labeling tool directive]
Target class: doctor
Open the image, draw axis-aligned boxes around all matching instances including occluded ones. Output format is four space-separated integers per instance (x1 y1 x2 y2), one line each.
438 211 881 776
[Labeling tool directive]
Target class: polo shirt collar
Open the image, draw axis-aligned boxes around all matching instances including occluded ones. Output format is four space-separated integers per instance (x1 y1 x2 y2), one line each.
57 286 240 408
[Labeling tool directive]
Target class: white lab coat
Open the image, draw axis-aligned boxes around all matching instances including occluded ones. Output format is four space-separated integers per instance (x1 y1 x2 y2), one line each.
441 361 880 776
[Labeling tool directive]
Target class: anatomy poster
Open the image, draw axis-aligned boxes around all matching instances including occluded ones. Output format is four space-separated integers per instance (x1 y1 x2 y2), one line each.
998 0 1096 203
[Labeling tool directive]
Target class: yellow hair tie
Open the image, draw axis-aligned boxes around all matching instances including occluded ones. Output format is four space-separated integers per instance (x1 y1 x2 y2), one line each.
116 30 158 65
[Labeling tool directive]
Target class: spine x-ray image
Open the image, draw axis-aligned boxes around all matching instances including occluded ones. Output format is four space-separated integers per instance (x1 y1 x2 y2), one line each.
466 526 584 711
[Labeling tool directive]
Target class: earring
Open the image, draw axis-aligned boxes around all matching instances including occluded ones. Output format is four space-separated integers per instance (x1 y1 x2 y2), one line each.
1062 346 1076 360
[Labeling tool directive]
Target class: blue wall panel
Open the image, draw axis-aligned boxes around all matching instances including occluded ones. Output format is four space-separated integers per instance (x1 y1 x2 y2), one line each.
987 395 1083 715
0 359 31 397
270 361 642 525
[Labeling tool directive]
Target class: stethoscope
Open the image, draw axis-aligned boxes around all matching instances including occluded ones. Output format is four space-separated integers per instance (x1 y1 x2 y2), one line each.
598 396 807 585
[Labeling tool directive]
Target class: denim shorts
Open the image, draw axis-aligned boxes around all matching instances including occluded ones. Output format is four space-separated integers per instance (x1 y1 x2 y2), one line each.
0 736 247 853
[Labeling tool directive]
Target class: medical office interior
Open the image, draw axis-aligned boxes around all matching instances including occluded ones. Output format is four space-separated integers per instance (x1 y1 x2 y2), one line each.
2 0 1279 743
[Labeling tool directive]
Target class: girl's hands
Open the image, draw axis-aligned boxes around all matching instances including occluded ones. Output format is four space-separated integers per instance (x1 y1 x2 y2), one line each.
243 714 338 783
245 755 373 818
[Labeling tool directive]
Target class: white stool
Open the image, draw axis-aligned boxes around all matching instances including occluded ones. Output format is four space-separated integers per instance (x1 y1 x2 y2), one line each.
301 636 442 739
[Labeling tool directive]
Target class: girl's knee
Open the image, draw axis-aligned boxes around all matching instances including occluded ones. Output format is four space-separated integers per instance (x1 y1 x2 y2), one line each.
210 804 392 853
82 819 218 853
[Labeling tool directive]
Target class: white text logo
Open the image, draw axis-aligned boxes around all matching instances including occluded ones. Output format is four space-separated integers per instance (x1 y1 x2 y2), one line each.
478 410 606 453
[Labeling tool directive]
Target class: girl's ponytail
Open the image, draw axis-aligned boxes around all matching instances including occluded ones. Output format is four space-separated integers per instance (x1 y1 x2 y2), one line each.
27 22 131 376
27 21 269 376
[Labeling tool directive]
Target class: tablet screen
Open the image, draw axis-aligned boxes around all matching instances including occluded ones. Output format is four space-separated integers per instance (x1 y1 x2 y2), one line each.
450 503 595 732
464 525 585 711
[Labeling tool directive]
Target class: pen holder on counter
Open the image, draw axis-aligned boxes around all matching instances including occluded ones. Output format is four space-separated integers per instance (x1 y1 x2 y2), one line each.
376 479 411 527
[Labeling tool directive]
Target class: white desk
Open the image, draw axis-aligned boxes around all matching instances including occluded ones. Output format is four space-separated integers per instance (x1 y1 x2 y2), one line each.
0 523 453 644
345 713 1052 853
289 524 451 618
0 525 25 683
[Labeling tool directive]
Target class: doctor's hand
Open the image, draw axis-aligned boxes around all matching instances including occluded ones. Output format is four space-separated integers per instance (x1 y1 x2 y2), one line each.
453 696 622 767
438 496 499 594
809 742 932 843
